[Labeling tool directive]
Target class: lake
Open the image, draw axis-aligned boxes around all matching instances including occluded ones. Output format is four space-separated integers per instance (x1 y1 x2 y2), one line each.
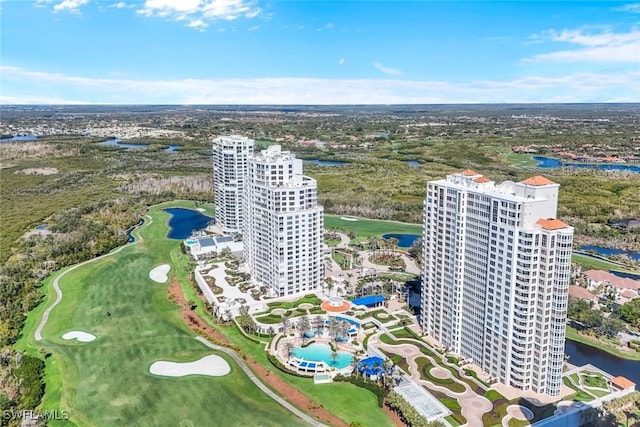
164 208 213 239
99 138 149 149
165 145 180 153
407 160 422 167
534 156 640 173
304 159 347 166
565 339 640 385
0 134 38 142
383 233 420 248
580 245 640 261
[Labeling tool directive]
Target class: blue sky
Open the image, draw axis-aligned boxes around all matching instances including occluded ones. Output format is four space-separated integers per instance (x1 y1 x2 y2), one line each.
1 0 639 104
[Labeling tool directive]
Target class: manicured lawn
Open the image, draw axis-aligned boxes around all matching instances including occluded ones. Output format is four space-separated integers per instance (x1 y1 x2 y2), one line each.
582 372 608 389
566 326 640 361
324 214 422 239
212 318 394 427
17 201 307 427
571 253 637 274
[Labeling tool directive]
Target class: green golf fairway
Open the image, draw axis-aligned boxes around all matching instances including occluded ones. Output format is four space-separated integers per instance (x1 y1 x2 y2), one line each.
23 201 306 427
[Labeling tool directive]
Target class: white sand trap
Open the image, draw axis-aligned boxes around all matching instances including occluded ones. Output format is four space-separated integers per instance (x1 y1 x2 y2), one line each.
340 216 358 221
149 264 170 283
62 331 96 342
196 208 206 212
150 355 230 377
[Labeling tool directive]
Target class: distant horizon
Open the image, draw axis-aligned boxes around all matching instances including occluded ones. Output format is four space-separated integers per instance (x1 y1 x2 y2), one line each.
2 1 639 104
2 102 640 107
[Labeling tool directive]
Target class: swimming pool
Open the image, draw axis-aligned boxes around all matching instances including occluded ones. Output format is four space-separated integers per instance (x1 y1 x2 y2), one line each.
292 343 353 369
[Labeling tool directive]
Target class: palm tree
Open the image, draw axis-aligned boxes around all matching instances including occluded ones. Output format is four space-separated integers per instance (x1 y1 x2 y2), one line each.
282 315 291 335
284 341 294 361
330 351 339 368
350 357 360 377
388 237 399 255
298 315 311 340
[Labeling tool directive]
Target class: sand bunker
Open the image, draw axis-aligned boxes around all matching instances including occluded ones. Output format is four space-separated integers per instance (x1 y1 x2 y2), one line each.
62 331 96 342
149 264 170 283
340 217 358 221
150 355 230 377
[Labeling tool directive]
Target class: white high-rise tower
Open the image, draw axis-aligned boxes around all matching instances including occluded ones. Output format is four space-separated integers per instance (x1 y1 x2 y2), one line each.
212 135 254 233
421 170 573 396
243 145 324 297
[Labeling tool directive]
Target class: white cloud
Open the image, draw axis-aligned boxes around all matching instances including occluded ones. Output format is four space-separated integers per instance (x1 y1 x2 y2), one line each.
35 0 89 13
248 25 259 31
187 19 208 30
109 1 128 8
616 3 640 13
373 62 404 76
137 0 261 29
3 65 639 104
525 28 640 63
316 22 333 32
339 58 345 65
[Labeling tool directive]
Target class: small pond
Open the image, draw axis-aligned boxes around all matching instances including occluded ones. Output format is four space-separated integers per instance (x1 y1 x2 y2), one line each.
164 208 213 240
304 159 347 166
383 233 420 248
534 156 640 173
99 138 149 149
1 134 38 142
406 160 422 167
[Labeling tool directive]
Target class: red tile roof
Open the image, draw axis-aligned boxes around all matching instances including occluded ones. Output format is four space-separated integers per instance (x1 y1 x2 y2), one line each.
460 169 480 176
521 175 555 186
536 218 570 230
620 289 638 299
611 376 636 390
584 270 640 290
473 176 491 183
569 285 597 301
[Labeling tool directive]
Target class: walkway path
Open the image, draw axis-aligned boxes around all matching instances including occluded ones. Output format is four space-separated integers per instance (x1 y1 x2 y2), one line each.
35 215 152 342
371 334 492 426
196 337 325 427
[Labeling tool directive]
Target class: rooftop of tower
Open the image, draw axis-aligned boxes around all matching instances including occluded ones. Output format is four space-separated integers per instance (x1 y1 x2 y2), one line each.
536 218 570 230
521 175 555 186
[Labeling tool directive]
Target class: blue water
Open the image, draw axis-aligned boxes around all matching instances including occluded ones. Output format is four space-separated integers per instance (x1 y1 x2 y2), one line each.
565 339 640 385
99 138 149 149
165 145 180 153
383 233 420 248
534 156 640 173
610 270 640 281
334 316 361 327
406 160 422 167
125 219 144 243
163 208 213 240
581 245 640 261
304 159 347 166
0 134 37 142
36 224 47 230
352 295 385 307
292 343 353 369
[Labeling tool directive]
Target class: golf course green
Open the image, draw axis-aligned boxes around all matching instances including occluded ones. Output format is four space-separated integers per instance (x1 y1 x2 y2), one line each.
324 214 423 239
18 201 307 427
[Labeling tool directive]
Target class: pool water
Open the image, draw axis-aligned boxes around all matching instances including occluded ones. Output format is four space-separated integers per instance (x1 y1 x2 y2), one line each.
292 343 353 369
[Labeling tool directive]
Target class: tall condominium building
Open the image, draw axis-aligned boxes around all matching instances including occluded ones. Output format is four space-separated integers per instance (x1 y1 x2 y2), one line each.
421 170 573 396
212 135 254 233
243 145 324 297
